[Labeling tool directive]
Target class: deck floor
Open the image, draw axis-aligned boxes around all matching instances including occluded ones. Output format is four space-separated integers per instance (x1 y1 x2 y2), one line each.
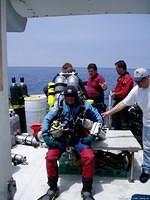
12 144 150 200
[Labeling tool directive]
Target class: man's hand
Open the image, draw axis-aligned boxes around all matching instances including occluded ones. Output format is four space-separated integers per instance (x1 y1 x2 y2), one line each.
99 82 107 91
102 101 126 118
110 92 116 99
101 111 111 118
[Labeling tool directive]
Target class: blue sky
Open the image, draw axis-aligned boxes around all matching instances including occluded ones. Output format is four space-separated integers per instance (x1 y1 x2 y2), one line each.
7 14 150 68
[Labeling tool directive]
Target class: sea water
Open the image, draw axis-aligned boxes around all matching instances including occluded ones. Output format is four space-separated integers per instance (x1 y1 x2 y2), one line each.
8 66 135 107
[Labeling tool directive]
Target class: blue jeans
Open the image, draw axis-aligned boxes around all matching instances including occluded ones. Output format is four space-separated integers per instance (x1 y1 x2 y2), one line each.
142 126 150 174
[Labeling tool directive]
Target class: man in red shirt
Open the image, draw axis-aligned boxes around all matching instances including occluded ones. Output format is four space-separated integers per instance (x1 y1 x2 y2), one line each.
111 60 133 129
84 63 107 114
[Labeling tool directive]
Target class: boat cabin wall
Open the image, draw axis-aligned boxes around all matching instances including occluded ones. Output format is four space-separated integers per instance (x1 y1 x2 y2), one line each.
0 1 12 199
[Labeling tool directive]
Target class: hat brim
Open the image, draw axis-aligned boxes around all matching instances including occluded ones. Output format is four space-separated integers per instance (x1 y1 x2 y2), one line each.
134 77 143 82
134 76 148 82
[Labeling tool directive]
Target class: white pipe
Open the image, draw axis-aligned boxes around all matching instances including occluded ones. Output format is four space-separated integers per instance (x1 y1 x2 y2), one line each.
108 91 112 128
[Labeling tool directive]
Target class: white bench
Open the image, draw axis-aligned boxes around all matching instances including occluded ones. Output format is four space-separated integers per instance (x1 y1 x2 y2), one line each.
92 130 142 182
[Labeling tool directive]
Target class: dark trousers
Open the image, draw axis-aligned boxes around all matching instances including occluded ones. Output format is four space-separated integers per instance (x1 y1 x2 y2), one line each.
111 105 130 130
92 95 106 114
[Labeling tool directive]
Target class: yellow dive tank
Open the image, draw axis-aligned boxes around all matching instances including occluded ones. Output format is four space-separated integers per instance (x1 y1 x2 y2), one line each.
48 82 55 107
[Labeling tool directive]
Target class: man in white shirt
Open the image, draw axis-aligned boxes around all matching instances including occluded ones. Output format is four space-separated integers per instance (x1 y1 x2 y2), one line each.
102 67 150 183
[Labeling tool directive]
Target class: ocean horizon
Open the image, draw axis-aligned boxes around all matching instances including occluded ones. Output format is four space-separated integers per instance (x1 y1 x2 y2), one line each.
8 66 135 107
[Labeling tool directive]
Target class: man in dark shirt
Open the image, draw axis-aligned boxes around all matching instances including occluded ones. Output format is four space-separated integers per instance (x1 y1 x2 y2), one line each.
111 60 133 130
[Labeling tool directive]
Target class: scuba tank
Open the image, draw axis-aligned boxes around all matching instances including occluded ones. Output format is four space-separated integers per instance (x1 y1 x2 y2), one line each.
10 77 20 106
47 82 55 107
16 133 40 147
11 153 28 166
66 72 87 101
55 73 67 99
10 77 27 133
19 77 29 105
67 72 79 89
19 77 28 96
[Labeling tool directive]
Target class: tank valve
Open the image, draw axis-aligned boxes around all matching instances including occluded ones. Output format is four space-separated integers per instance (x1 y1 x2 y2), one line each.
11 153 28 166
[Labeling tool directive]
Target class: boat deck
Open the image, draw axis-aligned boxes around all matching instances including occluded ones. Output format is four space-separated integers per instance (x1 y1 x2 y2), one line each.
12 131 150 200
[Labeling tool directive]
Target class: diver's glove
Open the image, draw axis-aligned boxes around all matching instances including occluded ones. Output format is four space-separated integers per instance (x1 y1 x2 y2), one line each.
43 135 61 148
81 135 95 145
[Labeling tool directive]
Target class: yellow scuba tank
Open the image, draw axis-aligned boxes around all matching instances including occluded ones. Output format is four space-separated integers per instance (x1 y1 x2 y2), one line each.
48 82 55 107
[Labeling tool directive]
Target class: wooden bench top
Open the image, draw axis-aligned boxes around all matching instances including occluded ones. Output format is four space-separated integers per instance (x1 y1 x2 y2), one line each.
92 130 142 152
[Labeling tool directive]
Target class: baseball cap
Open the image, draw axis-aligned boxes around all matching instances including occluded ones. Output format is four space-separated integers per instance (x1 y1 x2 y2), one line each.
64 85 78 97
133 68 149 82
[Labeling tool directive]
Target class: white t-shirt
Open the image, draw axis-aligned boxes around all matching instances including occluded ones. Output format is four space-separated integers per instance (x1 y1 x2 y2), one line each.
122 85 150 127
